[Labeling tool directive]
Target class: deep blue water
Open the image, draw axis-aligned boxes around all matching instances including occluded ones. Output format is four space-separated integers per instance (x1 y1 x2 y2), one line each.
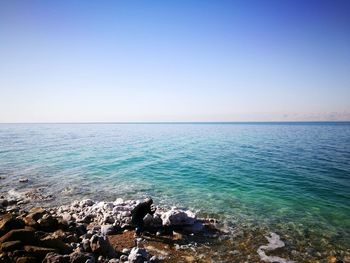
0 123 349 249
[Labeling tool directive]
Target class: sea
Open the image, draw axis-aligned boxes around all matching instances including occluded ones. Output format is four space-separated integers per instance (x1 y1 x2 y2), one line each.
0 122 349 260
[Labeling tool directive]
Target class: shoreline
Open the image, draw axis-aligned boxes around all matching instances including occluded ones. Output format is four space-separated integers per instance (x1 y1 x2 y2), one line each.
1 191 348 263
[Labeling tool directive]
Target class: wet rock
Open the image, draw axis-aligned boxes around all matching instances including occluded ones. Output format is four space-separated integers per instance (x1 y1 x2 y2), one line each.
0 229 36 245
0 240 22 252
69 251 95 263
19 178 29 183
128 247 148 263
161 209 196 226
80 199 94 207
0 199 8 207
42 252 70 263
0 213 25 236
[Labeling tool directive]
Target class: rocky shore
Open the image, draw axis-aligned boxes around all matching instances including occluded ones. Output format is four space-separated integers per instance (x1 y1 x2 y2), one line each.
0 195 223 263
1 191 349 263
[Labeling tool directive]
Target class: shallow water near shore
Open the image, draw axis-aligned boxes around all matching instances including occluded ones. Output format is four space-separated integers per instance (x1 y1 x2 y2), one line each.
1 123 350 260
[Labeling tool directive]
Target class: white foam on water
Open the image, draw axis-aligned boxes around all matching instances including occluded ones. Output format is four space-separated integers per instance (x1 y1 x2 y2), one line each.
257 232 294 263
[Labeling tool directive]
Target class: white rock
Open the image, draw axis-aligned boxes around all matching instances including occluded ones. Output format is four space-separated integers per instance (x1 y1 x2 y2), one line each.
114 198 124 205
161 209 196 226
128 247 148 263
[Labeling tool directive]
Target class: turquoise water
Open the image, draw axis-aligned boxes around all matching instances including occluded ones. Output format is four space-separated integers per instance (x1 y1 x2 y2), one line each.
0 123 350 252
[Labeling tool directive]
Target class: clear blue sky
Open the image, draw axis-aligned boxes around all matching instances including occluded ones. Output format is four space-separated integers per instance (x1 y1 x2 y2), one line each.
1 0 349 122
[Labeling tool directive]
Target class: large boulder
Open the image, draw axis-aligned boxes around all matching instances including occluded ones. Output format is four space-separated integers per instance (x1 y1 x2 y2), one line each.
0 214 25 236
0 229 36 245
161 209 196 226
90 234 116 257
0 240 22 252
143 214 162 228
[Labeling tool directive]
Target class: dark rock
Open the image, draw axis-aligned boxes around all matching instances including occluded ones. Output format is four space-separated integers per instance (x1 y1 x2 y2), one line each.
0 229 36 245
0 213 25 236
0 199 8 207
42 252 70 263
0 240 22 252
40 235 72 254
16 256 37 263
19 178 29 183
90 235 115 257
24 245 57 257
69 251 94 263
37 215 58 231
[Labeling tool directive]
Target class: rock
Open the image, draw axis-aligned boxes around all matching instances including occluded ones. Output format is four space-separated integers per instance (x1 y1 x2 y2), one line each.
128 247 148 263
0 229 35 245
24 245 58 257
161 209 196 226
108 259 119 263
90 235 115 257
19 178 29 183
27 207 46 221
0 199 8 207
16 257 37 263
149 255 159 262
122 248 130 254
328 256 337 263
42 252 70 263
183 221 204 233
79 199 94 207
40 235 72 254
101 225 116 236
143 214 162 228
82 238 91 252
119 254 128 261
114 198 124 205
0 213 25 236
69 251 95 263
37 214 58 231
0 240 22 252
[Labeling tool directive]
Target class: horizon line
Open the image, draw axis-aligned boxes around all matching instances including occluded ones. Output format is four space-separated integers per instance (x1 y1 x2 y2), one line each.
1 121 350 125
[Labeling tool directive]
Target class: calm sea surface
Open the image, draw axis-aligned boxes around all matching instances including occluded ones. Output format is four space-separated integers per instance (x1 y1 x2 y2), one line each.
0 123 349 251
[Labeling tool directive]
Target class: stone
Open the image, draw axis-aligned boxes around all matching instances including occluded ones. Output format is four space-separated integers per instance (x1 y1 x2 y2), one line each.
79 199 94 207
143 214 162 228
24 245 58 257
16 257 37 263
0 199 8 207
0 229 35 245
27 207 46 221
128 247 148 263
69 251 95 263
161 209 196 226
0 213 25 236
149 255 159 262
90 235 115 257
108 259 119 263
37 214 59 231
101 225 116 236
40 235 72 254
183 221 204 233
0 240 22 252
119 255 128 261
19 178 29 183
42 252 70 263
122 248 130 254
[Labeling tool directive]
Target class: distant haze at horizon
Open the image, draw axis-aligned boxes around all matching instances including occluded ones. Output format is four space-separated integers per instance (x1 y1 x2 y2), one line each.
1 0 350 122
